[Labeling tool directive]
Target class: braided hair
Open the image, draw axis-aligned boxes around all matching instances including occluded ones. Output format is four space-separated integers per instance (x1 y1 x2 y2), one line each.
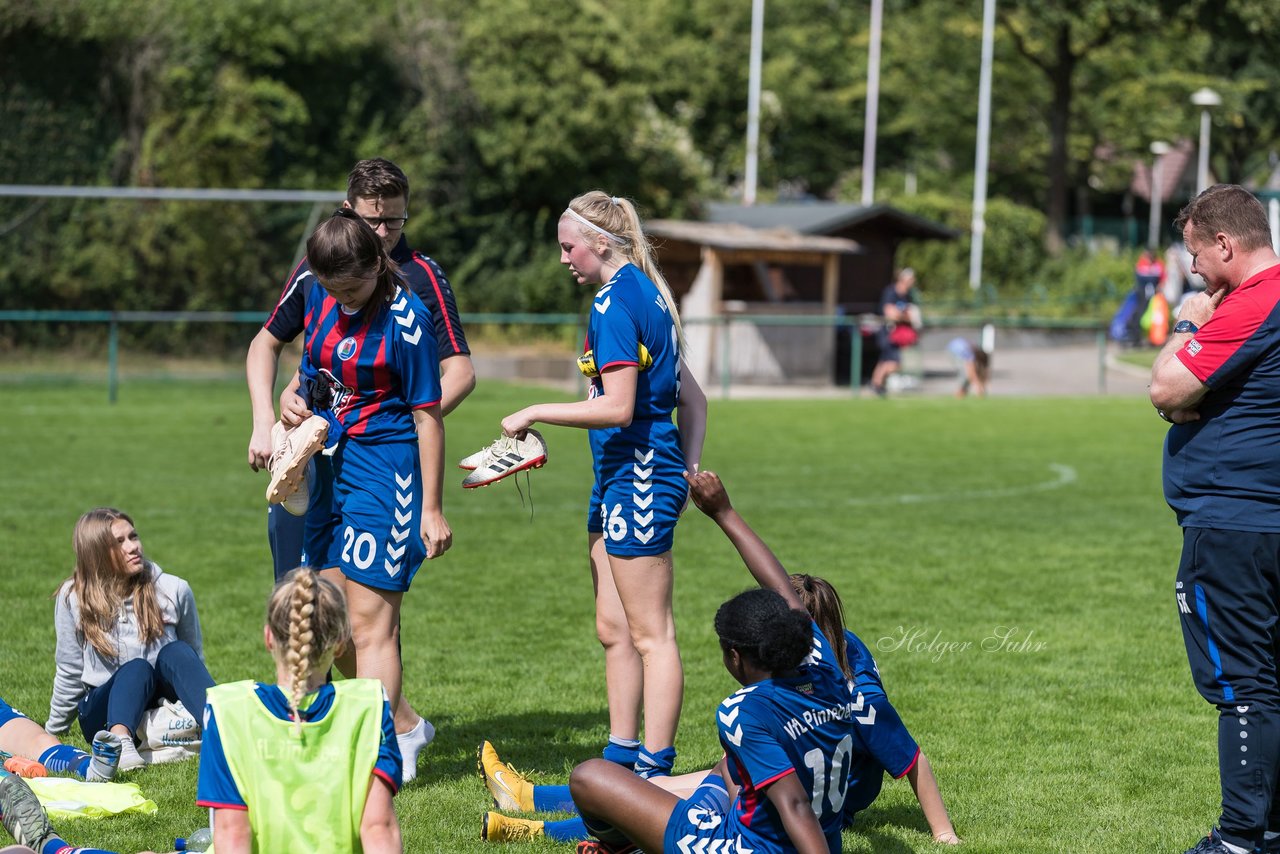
714 589 812 675
266 568 351 736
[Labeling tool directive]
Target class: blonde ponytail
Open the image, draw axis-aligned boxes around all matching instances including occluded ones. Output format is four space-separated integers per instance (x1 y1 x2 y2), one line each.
564 191 687 354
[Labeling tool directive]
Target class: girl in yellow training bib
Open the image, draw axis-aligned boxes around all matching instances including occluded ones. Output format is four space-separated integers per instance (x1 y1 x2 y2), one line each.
196 567 402 853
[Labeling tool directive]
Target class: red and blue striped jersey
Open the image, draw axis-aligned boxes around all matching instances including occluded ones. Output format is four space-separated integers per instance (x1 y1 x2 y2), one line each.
264 235 469 364
300 280 442 445
1164 264 1280 531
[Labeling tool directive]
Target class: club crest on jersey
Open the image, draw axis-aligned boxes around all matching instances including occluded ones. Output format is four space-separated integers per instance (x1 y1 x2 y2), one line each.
336 336 358 361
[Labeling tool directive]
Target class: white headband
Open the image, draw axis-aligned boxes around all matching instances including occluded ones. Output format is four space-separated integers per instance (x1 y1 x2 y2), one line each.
564 207 626 245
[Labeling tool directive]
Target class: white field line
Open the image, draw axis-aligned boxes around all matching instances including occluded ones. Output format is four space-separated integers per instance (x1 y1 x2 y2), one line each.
840 463 1078 506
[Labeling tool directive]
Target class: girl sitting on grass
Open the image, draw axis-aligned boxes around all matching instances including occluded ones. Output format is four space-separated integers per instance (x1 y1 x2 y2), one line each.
48 508 215 771
196 567 402 853
479 473 960 849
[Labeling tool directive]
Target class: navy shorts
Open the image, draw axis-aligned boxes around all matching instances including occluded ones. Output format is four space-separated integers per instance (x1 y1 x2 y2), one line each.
663 774 732 852
305 439 426 592
586 429 686 557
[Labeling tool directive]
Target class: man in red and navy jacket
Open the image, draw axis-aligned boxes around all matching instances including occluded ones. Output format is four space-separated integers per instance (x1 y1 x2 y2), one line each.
1151 183 1280 854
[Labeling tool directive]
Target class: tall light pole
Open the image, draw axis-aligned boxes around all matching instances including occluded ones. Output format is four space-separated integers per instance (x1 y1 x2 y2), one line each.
861 0 883 206
1148 140 1170 249
743 0 765 205
1190 87 1221 195
968 0 996 290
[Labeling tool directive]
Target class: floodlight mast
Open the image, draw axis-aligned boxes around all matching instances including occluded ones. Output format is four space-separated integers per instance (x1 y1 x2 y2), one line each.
861 0 883 207
968 0 996 291
743 0 764 206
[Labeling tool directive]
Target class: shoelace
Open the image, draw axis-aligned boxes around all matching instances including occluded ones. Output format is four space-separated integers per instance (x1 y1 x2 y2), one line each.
514 467 535 522
478 435 515 465
269 427 302 473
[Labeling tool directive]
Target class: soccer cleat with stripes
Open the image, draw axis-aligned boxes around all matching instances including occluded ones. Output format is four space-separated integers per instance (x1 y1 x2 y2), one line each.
266 416 328 506
481 811 544 842
461 430 547 489
457 442 494 471
477 741 535 812
0 770 57 851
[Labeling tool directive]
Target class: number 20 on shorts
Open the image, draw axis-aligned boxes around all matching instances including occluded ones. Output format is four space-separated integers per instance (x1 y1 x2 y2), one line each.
342 525 377 570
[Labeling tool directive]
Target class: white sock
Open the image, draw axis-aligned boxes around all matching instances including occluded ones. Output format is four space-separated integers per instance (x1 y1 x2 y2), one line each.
117 734 146 771
395 717 436 784
1221 841 1250 854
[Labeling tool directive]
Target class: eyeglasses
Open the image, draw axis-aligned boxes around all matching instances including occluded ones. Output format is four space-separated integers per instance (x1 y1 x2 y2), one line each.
332 208 408 232
360 215 408 232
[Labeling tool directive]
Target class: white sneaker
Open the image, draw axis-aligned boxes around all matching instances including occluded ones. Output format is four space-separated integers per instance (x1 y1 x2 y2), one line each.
117 734 145 772
461 430 547 489
266 416 328 506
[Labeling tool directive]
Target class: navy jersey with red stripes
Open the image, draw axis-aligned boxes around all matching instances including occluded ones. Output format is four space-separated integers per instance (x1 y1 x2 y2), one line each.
1164 264 1280 532
300 281 442 445
716 622 863 853
264 235 469 363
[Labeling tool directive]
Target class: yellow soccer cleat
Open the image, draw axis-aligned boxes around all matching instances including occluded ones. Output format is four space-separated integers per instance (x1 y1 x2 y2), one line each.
481 811 545 843
477 741 535 812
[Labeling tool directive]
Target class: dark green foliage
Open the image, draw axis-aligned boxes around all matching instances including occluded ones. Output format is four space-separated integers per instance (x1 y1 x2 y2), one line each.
0 0 1274 334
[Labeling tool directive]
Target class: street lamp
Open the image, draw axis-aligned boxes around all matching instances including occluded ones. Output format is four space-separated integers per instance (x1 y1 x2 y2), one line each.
1148 140 1170 249
1190 87 1221 195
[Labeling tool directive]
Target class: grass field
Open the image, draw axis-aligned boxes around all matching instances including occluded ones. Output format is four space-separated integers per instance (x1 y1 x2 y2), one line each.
0 378 1218 853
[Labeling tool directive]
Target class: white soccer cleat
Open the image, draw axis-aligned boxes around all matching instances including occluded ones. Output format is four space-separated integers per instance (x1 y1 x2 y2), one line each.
461 430 547 489
266 416 328 506
457 442 494 471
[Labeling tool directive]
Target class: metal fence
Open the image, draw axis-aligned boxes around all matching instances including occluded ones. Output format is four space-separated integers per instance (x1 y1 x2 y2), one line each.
0 310 1110 402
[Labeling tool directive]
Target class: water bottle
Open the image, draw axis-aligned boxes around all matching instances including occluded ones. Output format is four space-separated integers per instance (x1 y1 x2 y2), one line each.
174 826 213 851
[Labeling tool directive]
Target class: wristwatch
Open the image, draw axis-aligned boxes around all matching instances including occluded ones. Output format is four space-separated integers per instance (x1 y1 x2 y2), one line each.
1173 319 1198 334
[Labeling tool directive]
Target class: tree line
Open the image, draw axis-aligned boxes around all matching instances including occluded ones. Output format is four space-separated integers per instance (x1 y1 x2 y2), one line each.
1 0 1276 337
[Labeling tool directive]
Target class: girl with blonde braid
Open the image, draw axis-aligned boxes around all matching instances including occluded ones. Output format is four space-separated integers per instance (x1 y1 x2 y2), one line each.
499 191 708 780
197 568 403 853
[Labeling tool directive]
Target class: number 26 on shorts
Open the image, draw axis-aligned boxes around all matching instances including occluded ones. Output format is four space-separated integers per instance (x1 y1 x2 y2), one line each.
601 503 628 542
